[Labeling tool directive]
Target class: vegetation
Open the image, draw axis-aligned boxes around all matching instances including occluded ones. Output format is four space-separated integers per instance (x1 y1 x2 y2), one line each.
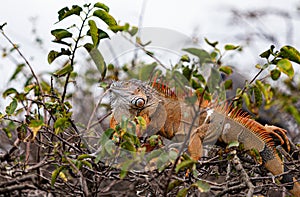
0 2 299 196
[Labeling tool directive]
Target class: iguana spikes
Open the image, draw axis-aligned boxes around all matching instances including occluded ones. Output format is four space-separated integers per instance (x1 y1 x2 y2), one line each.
150 79 177 99
215 104 290 151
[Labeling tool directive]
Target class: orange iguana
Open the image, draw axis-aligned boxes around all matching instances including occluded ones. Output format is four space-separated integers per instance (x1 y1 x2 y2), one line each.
109 79 300 196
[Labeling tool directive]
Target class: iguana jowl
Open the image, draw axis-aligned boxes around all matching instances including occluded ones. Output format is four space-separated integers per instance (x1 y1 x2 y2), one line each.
109 79 300 196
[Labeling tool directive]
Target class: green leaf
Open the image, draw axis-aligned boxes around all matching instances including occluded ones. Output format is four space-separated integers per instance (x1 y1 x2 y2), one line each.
252 85 263 107
48 50 60 64
88 20 100 47
120 159 134 179
120 141 136 152
57 5 82 22
259 45 275 59
110 23 130 33
51 166 66 186
48 49 71 64
193 180 210 192
3 88 18 98
54 117 70 134
279 45 300 64
270 69 281 80
224 44 240 50
175 159 196 173
9 64 25 81
276 58 294 79
93 9 117 27
94 2 110 12
207 67 221 94
77 154 94 160
180 54 190 62
5 98 18 115
84 44 107 80
182 66 192 81
224 79 232 90
29 118 44 139
81 160 93 169
285 105 300 124
255 80 273 105
242 92 251 110
128 26 138 36
51 29 72 41
204 37 218 48
167 180 183 192
182 48 211 65
176 188 189 197
219 66 233 75
228 141 239 148
53 63 73 77
136 116 147 130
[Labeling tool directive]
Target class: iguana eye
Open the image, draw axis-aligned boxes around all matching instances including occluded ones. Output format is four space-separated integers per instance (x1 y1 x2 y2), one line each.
132 98 145 108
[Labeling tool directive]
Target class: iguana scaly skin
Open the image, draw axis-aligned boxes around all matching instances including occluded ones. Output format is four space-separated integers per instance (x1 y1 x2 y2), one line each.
109 79 300 196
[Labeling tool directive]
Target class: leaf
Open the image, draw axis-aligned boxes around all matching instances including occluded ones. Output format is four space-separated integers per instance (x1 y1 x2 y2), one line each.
9 64 25 81
29 118 44 140
77 154 94 160
224 79 232 90
84 44 107 79
175 159 196 173
110 23 130 32
5 98 18 115
219 66 233 75
279 45 300 64
51 166 66 186
204 37 218 48
270 69 281 80
224 44 240 50
139 62 157 81
120 159 134 179
93 9 117 27
48 49 71 64
193 180 210 192
128 26 138 36
81 160 93 169
255 80 273 105
3 88 18 98
136 116 147 130
54 117 70 134
276 58 294 79
167 180 183 192
285 105 300 124
207 67 221 94
100 128 115 145
176 188 189 197
88 20 100 47
94 2 110 12
242 92 251 110
259 45 275 59
252 85 263 108
180 54 190 62
58 171 68 182
182 48 211 65
57 5 82 22
53 63 73 77
228 141 239 148
51 29 73 41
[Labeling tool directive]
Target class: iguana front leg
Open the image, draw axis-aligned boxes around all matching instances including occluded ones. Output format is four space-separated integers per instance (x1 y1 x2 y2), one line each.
188 123 210 160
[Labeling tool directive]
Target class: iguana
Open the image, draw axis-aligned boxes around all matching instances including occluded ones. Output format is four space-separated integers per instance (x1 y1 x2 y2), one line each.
109 79 300 196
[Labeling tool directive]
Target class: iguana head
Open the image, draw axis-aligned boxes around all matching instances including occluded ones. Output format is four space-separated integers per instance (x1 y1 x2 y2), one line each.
109 79 165 125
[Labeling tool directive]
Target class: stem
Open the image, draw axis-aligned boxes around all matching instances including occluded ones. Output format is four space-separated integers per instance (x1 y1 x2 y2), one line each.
61 7 92 103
